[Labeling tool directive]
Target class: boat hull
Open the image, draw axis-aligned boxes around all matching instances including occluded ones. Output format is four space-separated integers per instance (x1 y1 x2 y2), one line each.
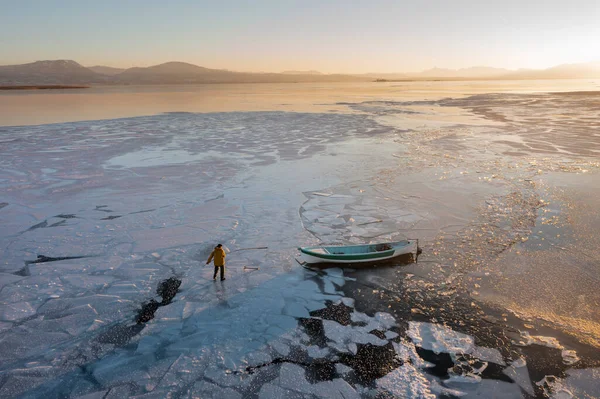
299 240 417 264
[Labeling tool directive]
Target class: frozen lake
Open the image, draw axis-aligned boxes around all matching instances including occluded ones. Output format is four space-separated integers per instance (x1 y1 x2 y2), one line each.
1 83 600 398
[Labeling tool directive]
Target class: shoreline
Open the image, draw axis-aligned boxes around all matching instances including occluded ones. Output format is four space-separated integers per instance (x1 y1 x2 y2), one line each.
0 85 90 90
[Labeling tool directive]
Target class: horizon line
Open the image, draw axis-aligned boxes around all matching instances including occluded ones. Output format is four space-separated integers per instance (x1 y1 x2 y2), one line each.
3 58 600 76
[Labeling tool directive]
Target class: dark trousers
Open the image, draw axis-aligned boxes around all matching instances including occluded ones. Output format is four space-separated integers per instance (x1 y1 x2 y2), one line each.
213 265 225 280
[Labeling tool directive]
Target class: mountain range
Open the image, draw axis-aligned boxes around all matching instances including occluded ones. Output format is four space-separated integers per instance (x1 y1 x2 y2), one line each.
88 65 125 76
1 60 600 86
0 60 108 85
0 60 367 85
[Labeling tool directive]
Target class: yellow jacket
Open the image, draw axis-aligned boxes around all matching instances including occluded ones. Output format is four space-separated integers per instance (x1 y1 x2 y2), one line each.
207 247 226 266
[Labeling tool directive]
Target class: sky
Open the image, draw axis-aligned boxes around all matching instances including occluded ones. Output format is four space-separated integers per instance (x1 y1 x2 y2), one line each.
1 0 600 73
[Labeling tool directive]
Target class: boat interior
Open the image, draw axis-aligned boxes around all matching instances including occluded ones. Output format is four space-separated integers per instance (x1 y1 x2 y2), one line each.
318 243 393 255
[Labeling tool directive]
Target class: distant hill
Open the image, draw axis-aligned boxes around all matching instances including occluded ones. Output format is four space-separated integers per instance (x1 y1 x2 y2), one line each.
121 62 221 76
2 59 600 85
362 73 409 80
0 60 367 85
365 62 600 81
0 60 108 85
504 62 600 80
281 70 323 75
113 62 365 84
364 67 509 80
88 65 126 75
412 66 511 78
115 62 236 84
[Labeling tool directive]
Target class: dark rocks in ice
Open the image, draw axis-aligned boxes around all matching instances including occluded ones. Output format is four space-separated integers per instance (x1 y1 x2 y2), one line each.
134 277 181 324
87 275 183 356
338 342 401 384
0 202 8 210
157 277 181 304
95 324 144 346
299 318 327 347
310 301 353 326
304 361 337 383
136 299 161 324
94 205 113 213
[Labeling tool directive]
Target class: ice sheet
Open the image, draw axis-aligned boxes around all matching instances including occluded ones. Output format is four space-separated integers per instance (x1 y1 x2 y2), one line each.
2 98 599 398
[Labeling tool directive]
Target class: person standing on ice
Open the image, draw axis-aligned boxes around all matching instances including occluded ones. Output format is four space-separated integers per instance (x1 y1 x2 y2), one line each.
206 244 226 281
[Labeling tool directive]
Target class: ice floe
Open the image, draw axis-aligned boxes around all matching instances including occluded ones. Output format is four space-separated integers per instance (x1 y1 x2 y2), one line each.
407 321 475 356
512 330 564 349
536 375 574 399
561 349 580 366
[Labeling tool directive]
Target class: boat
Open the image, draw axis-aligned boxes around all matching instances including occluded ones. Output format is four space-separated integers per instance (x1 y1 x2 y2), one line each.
298 240 418 264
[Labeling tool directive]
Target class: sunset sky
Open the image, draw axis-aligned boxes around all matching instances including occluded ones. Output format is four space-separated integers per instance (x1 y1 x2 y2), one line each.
1 0 599 73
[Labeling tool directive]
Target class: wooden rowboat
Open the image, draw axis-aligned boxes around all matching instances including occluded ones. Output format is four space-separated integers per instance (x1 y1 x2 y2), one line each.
298 240 417 264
